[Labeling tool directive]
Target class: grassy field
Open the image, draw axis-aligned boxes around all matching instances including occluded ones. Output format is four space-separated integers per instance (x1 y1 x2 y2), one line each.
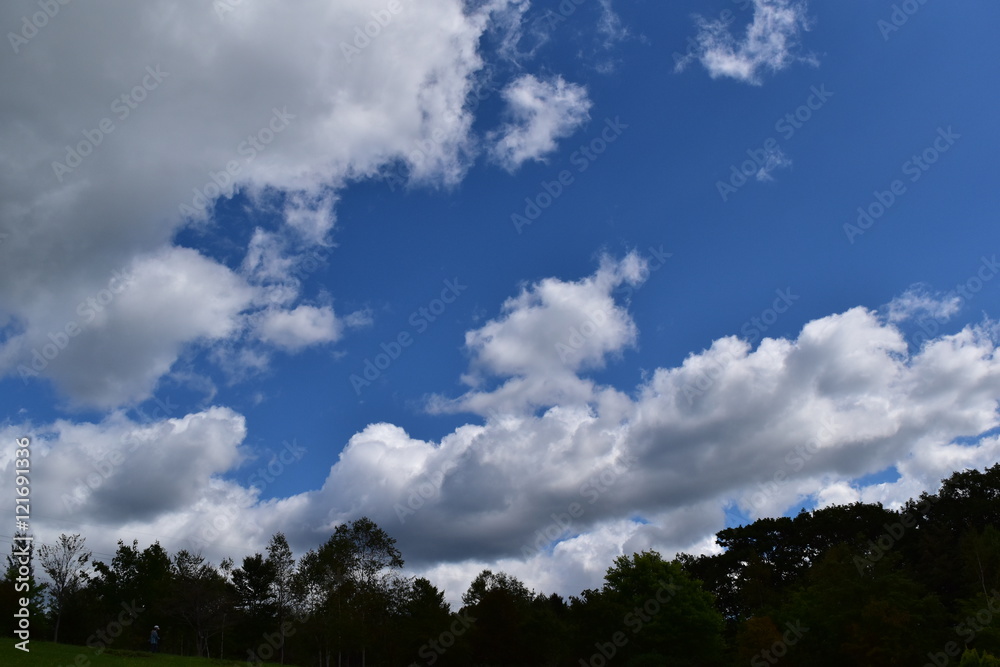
0 637 290 667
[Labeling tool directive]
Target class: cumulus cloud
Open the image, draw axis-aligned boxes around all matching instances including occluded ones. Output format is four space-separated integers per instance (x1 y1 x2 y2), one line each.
5 241 1000 607
301 300 1000 593
5 0 993 610
489 74 592 171
676 0 814 85
8 259 1000 605
467 254 644 376
0 0 536 408
256 305 342 351
4 246 254 409
428 253 647 414
0 407 248 525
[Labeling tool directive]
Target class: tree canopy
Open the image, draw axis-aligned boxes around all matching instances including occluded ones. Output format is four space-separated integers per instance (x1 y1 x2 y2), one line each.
4 466 1000 665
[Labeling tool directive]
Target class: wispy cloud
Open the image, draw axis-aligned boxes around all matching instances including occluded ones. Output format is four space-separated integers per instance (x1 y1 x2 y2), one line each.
676 0 814 85
884 285 963 323
754 144 793 181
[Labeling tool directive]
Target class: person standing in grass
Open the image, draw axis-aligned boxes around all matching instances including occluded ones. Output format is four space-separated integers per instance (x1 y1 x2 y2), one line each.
149 625 160 653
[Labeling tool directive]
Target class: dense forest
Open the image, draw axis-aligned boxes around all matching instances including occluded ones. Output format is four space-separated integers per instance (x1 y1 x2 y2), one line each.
4 464 1000 666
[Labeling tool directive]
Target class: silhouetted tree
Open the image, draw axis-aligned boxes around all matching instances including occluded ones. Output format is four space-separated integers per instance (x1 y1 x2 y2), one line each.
38 533 90 643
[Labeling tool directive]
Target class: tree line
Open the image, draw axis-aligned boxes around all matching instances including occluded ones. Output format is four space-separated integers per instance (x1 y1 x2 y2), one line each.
3 464 1000 666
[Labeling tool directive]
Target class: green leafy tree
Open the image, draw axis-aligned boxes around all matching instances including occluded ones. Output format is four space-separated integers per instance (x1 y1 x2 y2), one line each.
599 550 725 666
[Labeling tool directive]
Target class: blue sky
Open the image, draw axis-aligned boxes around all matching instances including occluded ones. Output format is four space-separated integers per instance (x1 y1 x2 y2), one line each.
2 0 1000 602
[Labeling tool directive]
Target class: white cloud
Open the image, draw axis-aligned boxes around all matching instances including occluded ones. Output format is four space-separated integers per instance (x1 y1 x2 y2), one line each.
0 407 247 526
885 285 962 323
256 305 342 351
489 74 592 171
596 0 629 47
7 259 1000 606
676 0 814 85
282 191 338 246
429 253 647 414
0 0 531 407
755 144 792 180
3 246 254 409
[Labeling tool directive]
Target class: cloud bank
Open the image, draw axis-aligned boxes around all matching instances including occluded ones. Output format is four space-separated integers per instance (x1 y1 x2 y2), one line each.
6 256 1000 603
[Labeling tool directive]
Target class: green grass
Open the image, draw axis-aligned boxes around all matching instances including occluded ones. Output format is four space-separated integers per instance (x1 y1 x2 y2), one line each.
0 637 290 667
